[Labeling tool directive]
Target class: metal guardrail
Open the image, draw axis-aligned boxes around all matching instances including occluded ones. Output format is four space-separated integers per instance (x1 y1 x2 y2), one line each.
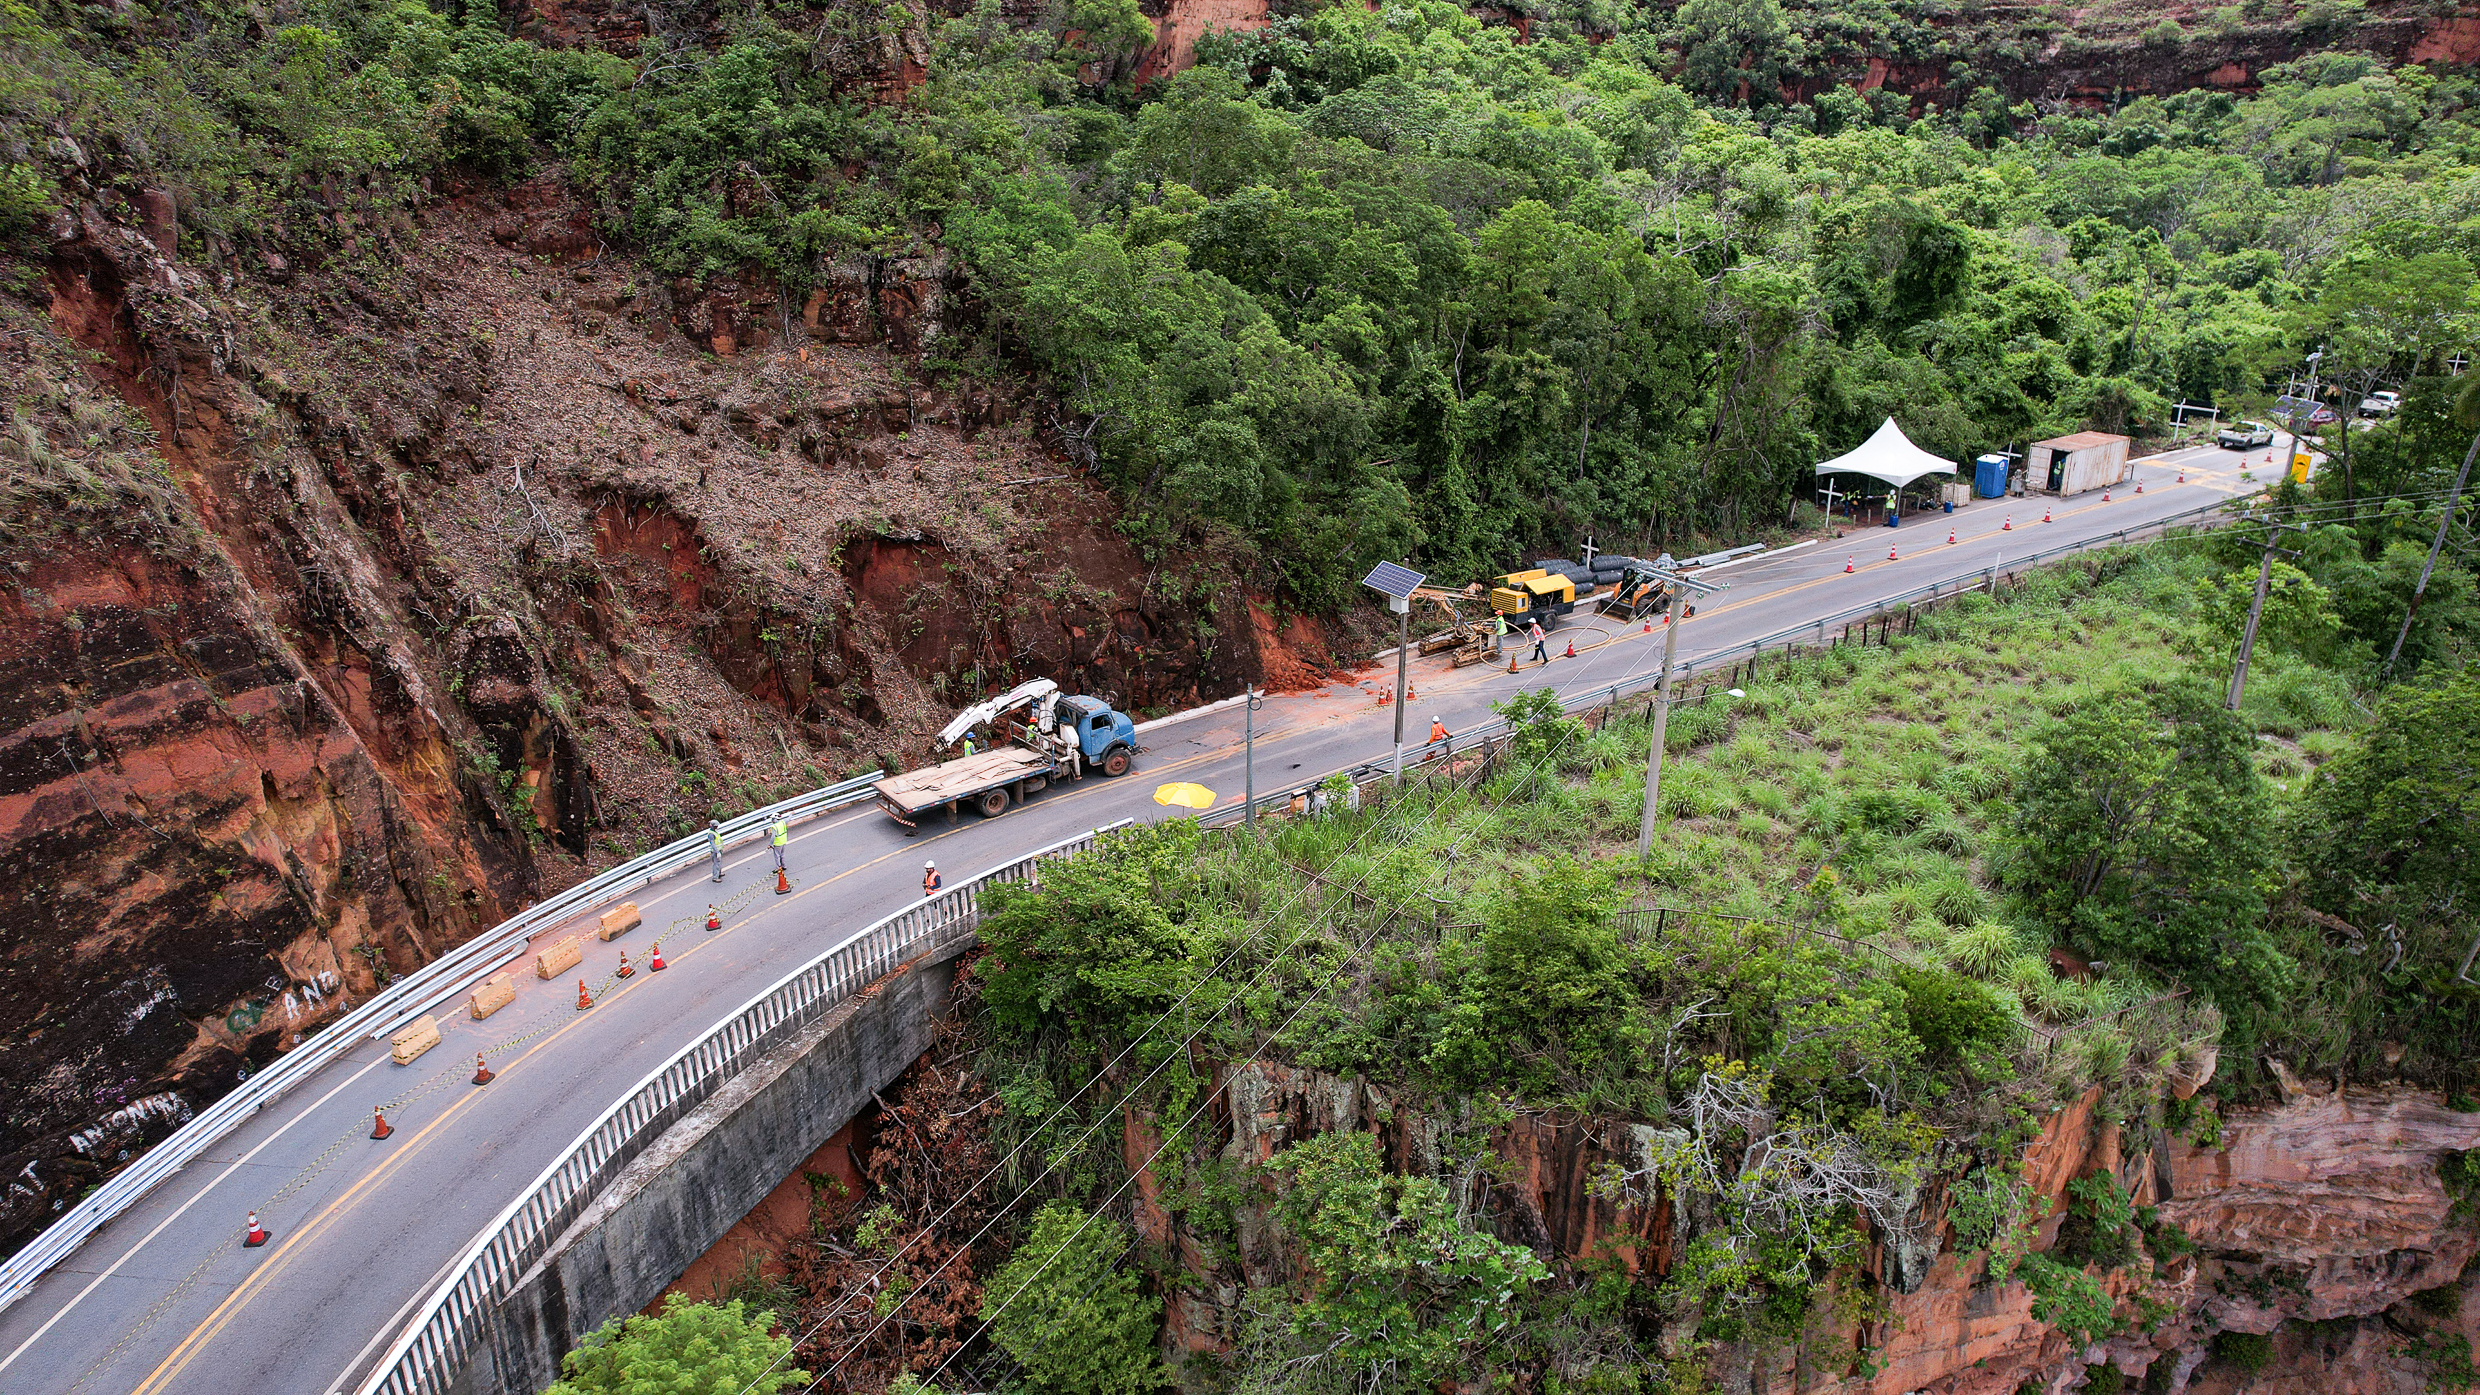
0 769 888 1315
1198 493 2248 828
356 821 1130 1395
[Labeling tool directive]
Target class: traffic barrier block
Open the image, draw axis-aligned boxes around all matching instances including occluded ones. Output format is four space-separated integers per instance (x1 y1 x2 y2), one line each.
596 902 641 942
468 972 516 1020
389 1014 441 1065
535 935 583 980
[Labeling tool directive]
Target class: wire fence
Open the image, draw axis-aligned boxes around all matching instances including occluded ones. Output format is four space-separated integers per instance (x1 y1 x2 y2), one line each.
355 821 1130 1395
0 771 890 1316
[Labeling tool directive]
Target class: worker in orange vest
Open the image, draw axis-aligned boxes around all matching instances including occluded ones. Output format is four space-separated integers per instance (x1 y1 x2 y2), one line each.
1428 716 1451 758
922 860 941 897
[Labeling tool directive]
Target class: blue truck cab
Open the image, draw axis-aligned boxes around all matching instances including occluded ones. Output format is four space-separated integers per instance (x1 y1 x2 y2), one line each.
1060 695 1138 776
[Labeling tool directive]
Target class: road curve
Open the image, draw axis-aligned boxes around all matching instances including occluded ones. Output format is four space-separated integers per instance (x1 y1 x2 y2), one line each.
0 451 2255 1395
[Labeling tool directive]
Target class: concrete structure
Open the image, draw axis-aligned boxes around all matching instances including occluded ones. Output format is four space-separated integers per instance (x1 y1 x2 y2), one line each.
2029 431 2131 495
464 953 957 1395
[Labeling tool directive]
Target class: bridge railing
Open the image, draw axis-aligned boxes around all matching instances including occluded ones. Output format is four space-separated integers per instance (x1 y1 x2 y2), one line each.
355 820 1133 1395
0 769 887 1314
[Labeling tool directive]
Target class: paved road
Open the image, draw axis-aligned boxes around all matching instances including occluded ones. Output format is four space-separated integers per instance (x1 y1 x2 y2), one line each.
0 449 2255 1395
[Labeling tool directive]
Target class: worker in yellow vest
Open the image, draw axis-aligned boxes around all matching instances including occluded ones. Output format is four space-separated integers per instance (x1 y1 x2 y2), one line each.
769 815 790 871
706 819 725 882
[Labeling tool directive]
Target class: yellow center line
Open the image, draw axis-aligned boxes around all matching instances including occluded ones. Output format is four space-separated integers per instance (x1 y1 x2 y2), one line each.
129 826 973 1395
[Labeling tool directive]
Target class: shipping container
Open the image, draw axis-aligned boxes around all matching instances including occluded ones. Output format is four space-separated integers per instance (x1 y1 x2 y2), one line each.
2028 432 2130 496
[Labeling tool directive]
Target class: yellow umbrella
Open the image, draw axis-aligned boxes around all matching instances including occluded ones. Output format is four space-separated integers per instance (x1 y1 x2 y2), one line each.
1152 781 1217 809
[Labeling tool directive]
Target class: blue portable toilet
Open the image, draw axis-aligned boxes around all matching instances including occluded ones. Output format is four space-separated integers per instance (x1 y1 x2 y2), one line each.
1974 453 2009 498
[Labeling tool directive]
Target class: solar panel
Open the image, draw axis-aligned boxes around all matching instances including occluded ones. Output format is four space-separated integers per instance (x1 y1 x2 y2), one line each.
1361 561 1426 599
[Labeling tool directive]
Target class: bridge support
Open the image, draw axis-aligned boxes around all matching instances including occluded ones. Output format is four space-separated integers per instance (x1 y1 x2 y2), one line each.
456 950 962 1395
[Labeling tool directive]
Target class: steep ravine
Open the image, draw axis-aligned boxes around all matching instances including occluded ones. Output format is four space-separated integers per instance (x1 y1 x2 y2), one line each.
678 1039 2480 1394
0 176 1350 1258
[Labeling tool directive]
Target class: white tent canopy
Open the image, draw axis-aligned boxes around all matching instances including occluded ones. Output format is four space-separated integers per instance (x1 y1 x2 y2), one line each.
1813 417 1958 490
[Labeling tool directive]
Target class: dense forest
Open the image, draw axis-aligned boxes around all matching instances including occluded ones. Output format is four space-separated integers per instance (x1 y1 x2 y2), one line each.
6 0 2477 606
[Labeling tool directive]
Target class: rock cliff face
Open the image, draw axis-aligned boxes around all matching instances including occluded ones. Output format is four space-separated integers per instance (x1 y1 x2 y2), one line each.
0 171 1341 1259
1119 1062 2480 1393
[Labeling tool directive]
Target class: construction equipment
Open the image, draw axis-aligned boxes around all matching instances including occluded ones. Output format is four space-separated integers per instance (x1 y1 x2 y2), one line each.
1408 586 1502 667
1489 569 1581 628
872 678 1138 828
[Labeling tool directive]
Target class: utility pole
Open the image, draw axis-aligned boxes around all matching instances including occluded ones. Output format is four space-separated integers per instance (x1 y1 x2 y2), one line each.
2381 427 2480 681
2227 517 2299 711
1360 562 1426 785
1390 605 1409 782
1634 587 1684 859
1243 684 1264 829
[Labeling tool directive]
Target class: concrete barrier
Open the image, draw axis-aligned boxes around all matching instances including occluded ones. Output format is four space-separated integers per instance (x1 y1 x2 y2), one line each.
535 937 582 981
390 1016 442 1065
469 973 516 1020
595 903 641 942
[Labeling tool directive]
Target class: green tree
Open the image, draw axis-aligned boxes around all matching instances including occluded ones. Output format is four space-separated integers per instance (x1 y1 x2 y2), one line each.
2300 666 2480 935
2006 683 2288 1004
979 1203 1166 1395
1263 1132 1548 1385
546 1297 805 1395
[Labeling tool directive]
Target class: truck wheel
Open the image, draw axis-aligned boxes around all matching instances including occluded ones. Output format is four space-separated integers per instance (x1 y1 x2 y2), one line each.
1100 748 1132 778
977 788 1010 818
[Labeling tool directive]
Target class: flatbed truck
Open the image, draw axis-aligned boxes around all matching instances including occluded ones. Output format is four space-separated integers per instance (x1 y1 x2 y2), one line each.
872 680 1137 827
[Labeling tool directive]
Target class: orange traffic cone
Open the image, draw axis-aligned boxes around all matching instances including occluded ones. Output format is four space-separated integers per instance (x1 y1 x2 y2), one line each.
2002 515 2012 531
615 951 634 979
1888 542 1899 561
2177 470 2185 483
473 1053 495 1086
774 865 791 896
2135 480 2144 493
370 1106 393 1141
2042 507 2053 523
1946 527 1957 545
649 943 666 972
576 978 593 1011
2101 490 2111 501
1405 684 1416 701
1642 618 1652 633
705 906 721 933
1506 653 1518 674
244 1211 269 1247
1563 639 1576 659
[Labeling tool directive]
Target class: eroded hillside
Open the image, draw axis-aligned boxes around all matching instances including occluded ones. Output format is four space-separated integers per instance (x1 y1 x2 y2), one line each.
0 172 1347 1254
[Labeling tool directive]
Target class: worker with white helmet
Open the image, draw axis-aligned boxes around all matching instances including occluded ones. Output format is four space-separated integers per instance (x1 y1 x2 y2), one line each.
922 860 941 897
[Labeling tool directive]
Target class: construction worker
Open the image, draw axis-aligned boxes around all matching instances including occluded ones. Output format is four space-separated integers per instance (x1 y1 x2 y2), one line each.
1492 611 1507 655
706 819 725 882
768 814 790 871
960 734 976 757
1528 620 1550 665
1427 716 1450 760
922 860 941 897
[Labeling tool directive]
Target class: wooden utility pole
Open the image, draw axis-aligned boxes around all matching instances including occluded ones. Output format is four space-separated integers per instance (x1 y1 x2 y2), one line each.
2227 518 2298 711
2382 428 2479 681
1635 588 1685 859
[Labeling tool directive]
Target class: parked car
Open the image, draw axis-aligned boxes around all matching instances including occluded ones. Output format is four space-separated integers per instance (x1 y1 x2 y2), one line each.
2307 404 2340 425
2218 420 2275 449
2360 390 2402 417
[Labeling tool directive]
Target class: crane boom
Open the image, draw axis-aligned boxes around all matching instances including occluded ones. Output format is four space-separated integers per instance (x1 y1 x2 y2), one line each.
934 678 1062 748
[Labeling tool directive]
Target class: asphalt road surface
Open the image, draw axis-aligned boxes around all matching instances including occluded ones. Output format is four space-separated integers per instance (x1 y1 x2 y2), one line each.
0 448 2259 1395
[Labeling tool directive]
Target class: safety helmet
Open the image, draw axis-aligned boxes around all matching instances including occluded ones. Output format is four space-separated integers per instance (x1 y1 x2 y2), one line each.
924 860 936 869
